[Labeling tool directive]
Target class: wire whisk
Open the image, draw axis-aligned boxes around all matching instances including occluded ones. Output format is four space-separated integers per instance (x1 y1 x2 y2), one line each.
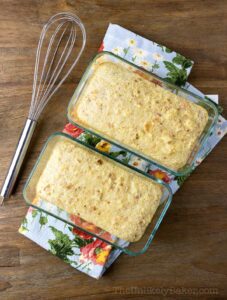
0 12 86 203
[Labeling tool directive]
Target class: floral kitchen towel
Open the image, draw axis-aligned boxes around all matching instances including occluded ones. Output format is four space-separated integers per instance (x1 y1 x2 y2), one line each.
19 206 125 278
19 24 226 279
101 23 194 85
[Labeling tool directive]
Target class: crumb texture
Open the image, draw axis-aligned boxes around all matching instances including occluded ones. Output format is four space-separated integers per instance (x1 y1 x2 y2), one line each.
72 62 209 170
36 137 162 242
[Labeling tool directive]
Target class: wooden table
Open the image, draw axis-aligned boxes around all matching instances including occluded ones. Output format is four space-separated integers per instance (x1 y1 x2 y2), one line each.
0 1 226 299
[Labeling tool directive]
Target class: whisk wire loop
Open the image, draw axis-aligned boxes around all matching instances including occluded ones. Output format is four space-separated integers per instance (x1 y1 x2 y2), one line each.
1 12 86 202
32 21 70 110
29 12 86 120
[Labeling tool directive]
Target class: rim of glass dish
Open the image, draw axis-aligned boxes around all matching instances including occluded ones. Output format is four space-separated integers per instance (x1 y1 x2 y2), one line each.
23 132 173 256
67 51 220 177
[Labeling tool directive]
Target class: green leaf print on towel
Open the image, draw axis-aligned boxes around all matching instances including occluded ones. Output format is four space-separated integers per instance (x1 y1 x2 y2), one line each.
19 216 29 233
163 61 188 86
164 54 193 86
80 133 101 147
48 226 75 263
157 44 173 53
109 150 127 158
172 54 193 69
39 215 48 227
48 226 95 267
176 174 190 186
32 209 39 218
73 235 94 248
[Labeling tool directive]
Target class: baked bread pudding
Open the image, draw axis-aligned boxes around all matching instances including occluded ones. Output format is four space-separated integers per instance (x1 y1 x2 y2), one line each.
35 137 162 242
70 62 209 171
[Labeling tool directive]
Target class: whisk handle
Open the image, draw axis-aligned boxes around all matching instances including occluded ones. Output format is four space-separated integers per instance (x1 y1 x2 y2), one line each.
0 118 36 204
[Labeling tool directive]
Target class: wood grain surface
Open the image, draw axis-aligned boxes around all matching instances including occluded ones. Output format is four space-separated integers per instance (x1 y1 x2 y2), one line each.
0 1 226 299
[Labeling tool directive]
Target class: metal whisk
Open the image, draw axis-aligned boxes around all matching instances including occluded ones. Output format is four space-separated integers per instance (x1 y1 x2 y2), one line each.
0 12 86 203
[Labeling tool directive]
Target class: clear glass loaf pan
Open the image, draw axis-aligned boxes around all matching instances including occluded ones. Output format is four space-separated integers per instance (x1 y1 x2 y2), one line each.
67 51 219 177
23 132 172 256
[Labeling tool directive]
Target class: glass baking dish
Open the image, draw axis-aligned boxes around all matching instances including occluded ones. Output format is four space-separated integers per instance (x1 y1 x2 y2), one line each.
67 51 219 176
23 132 172 256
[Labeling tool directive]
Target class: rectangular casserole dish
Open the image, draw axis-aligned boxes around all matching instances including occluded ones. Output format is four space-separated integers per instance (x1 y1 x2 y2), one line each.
23 132 172 256
67 51 219 176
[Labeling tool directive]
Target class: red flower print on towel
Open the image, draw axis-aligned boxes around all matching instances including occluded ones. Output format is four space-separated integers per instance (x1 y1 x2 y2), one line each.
72 227 93 240
28 206 34 214
70 214 82 225
98 41 104 52
63 123 84 138
149 169 171 183
70 214 113 242
70 214 101 233
70 214 101 234
80 239 111 265
99 231 112 241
